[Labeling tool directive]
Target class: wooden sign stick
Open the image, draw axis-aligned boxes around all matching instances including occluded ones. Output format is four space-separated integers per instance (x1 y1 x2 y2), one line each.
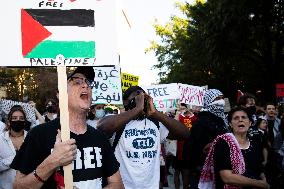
57 66 73 189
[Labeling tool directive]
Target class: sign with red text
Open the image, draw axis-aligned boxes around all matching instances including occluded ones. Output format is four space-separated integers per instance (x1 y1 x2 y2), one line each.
178 84 205 106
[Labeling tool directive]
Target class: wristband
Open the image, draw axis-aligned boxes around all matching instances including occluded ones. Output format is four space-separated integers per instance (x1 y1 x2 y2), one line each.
33 169 46 183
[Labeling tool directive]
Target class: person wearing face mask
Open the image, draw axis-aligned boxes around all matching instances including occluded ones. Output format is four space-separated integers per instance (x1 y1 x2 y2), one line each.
87 104 106 128
183 89 229 189
43 99 58 122
0 105 30 189
237 93 257 124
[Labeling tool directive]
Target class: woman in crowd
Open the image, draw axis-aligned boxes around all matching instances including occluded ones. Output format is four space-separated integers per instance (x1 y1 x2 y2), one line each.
0 105 30 189
42 99 58 122
199 107 269 189
87 104 106 128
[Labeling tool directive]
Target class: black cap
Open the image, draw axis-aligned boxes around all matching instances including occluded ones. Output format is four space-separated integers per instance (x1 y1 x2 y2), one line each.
67 67 95 81
123 86 145 100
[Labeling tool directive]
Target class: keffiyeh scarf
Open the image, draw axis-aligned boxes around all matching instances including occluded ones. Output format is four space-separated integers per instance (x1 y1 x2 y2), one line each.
199 133 245 189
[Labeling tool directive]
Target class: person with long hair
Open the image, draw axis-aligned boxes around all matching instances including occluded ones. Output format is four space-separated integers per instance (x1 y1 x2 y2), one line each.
0 105 30 189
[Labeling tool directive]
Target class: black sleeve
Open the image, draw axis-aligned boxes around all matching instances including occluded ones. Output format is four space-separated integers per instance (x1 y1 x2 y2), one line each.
102 136 120 177
214 139 232 172
10 128 43 175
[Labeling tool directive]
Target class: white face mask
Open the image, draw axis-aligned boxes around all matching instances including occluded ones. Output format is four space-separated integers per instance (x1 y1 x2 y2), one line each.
95 109 105 119
209 99 225 107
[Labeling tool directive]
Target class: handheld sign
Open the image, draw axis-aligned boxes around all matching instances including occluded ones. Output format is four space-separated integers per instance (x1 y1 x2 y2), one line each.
1 0 118 66
0 0 120 188
92 65 123 105
57 66 73 188
121 73 139 93
142 83 180 111
178 84 205 106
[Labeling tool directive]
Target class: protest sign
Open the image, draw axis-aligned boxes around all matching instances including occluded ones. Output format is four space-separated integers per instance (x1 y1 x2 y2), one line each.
1 0 118 66
142 83 180 111
178 84 205 106
92 65 123 104
121 73 139 93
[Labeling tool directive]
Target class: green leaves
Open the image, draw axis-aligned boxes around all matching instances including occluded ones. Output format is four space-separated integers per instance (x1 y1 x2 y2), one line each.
148 0 284 103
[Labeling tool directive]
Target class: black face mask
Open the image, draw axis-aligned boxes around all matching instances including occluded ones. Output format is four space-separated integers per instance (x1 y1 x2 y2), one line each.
10 121 26 132
46 106 56 113
246 106 256 116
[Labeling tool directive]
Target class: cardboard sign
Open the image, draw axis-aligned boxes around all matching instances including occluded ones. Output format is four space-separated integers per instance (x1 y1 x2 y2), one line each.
178 84 205 106
92 65 123 104
121 73 139 93
1 0 118 66
153 99 179 111
142 83 180 111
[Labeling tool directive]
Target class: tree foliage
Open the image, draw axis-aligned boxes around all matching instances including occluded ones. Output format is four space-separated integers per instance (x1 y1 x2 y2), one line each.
0 68 58 112
148 0 284 103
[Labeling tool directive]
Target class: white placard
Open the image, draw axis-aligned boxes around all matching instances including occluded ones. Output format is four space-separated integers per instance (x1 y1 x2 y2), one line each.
0 0 118 66
142 83 180 111
178 84 205 106
92 65 123 104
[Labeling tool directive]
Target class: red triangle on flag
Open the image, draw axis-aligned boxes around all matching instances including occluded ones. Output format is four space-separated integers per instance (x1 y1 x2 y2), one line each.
21 9 52 57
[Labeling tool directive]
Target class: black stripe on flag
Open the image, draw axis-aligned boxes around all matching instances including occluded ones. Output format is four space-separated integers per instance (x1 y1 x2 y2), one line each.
25 9 95 27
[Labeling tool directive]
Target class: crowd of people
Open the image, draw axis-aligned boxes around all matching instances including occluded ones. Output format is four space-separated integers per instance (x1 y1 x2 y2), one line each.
0 67 284 189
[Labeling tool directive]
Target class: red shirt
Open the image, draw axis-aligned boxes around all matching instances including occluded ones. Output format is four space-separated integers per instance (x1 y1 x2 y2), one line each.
177 113 197 160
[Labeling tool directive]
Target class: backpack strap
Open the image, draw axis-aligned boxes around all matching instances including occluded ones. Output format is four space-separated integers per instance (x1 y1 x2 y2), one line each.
148 117 160 129
112 126 126 151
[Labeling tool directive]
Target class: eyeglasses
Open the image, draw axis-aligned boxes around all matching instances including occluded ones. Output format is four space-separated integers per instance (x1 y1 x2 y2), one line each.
69 77 93 88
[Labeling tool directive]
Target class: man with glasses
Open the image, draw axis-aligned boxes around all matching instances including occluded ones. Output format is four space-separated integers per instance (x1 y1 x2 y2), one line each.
11 67 124 189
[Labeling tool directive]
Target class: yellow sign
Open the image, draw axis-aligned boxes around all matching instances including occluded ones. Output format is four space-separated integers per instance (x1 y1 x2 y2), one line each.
121 73 139 92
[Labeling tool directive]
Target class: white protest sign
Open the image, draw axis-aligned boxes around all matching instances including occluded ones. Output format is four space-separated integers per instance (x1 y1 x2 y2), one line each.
92 65 123 104
142 83 180 111
178 84 205 106
1 0 118 66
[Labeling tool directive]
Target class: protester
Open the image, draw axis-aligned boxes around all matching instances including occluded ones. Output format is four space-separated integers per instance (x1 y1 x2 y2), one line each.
0 105 29 189
199 107 269 189
11 67 124 189
43 99 58 122
183 89 228 188
86 104 106 128
237 93 257 123
97 86 190 189
265 102 283 188
174 103 197 189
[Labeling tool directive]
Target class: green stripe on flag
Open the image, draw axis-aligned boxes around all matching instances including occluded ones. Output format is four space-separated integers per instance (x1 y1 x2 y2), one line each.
25 40 95 58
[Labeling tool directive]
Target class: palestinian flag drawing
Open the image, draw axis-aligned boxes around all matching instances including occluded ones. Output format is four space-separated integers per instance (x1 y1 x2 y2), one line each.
21 9 95 59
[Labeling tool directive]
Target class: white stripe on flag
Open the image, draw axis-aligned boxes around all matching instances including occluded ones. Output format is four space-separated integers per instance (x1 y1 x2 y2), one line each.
45 26 95 41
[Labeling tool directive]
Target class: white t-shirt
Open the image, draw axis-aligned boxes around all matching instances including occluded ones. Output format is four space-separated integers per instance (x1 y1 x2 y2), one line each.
114 119 169 189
